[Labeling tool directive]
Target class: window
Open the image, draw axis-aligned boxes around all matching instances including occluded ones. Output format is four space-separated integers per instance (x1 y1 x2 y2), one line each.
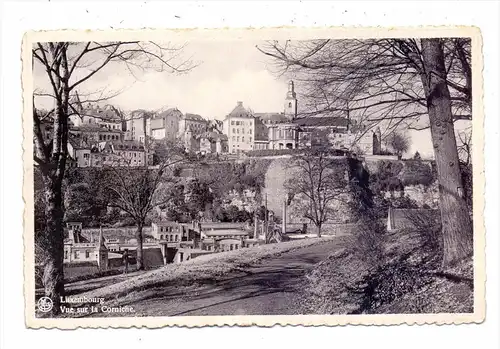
83 153 89 159
230 244 234 251
232 136 235 141
175 235 178 242
85 250 90 258
242 136 245 142
237 129 240 134
289 102 292 107
237 136 240 142
232 128 235 133
64 250 68 259
249 129 252 134
231 121 234 125
74 251 80 259
99 135 103 140
169 235 173 242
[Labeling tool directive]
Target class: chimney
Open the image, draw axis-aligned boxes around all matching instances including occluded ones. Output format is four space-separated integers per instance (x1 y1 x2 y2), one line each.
237 101 243 107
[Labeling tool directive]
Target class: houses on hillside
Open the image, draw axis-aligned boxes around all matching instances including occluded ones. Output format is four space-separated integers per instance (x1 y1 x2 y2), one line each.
38 80 386 169
63 219 264 271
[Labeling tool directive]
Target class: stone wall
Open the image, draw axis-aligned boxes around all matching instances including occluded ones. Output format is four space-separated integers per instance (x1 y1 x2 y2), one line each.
262 158 354 223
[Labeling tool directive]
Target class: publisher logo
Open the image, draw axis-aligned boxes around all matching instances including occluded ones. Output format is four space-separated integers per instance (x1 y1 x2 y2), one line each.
37 297 53 313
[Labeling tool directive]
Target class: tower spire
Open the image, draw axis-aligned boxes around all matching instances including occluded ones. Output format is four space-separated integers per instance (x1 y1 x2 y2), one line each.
284 80 298 120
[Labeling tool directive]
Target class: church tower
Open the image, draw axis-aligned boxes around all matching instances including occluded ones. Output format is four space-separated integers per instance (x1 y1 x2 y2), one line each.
284 80 298 121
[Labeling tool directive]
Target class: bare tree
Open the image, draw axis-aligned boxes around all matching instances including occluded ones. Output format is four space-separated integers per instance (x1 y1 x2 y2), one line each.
457 126 472 166
386 131 410 159
285 148 348 237
32 41 197 314
258 38 473 266
102 141 188 270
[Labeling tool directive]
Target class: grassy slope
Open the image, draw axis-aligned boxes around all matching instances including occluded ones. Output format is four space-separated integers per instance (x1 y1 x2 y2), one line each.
76 237 332 303
298 230 473 314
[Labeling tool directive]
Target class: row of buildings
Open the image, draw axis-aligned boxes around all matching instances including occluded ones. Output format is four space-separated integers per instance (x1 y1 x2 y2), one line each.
63 220 263 269
38 80 382 169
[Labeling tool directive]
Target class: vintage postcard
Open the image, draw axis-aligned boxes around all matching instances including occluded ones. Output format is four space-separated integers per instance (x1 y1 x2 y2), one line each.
23 26 485 328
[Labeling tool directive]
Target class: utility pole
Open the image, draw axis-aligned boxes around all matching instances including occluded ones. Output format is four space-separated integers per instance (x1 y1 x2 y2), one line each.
143 112 148 168
282 198 286 239
264 193 268 243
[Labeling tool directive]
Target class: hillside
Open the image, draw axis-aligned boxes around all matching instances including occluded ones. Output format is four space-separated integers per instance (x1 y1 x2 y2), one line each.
298 229 473 315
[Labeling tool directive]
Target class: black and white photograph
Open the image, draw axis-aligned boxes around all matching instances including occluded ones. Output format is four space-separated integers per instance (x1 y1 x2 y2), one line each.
25 28 484 326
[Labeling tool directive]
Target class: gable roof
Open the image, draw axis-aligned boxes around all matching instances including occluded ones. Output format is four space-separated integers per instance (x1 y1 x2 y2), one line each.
227 102 252 118
80 104 122 122
184 113 207 122
157 108 183 119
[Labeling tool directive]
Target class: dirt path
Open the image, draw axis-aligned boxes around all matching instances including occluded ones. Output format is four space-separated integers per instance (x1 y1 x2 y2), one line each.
90 240 339 317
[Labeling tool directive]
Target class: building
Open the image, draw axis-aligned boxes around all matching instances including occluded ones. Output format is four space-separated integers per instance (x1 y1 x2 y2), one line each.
67 137 92 168
62 223 165 270
69 94 123 131
284 80 298 119
223 101 256 154
179 113 209 136
220 80 381 155
150 108 183 141
63 222 98 264
92 140 146 167
70 124 123 143
151 221 187 242
294 116 350 149
125 109 153 142
198 131 229 155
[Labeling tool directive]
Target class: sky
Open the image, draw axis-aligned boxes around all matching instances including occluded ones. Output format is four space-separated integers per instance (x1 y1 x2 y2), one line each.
33 40 469 160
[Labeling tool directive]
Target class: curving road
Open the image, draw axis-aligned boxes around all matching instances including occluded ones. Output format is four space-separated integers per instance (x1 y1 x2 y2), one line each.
106 240 339 317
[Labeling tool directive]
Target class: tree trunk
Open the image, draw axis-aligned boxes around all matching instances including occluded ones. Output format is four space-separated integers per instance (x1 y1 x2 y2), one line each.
41 176 65 316
420 39 473 266
316 223 322 238
135 222 145 270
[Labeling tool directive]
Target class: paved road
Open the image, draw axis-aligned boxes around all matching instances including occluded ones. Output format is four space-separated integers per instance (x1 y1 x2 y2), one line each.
106 240 339 317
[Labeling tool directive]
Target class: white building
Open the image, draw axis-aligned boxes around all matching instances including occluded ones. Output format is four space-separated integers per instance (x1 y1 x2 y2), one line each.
223 101 256 154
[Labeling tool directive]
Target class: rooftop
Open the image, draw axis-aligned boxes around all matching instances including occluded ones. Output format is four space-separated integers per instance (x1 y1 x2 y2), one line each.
108 140 145 151
255 112 288 123
80 104 122 122
204 230 250 237
294 116 349 128
71 124 123 133
153 221 182 227
226 101 253 119
184 113 207 122
199 131 228 142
